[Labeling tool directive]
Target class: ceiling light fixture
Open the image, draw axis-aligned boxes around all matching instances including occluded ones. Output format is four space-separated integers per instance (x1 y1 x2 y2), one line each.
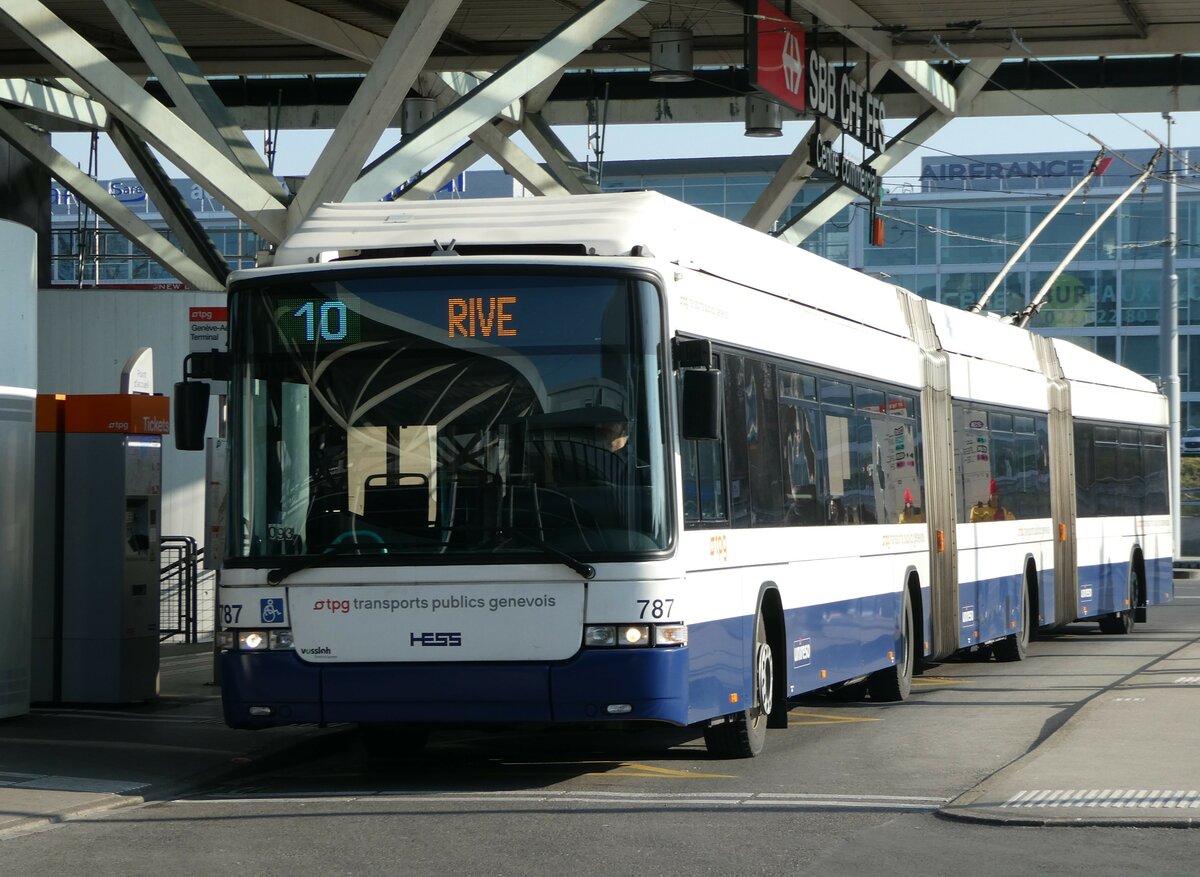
649 27 694 82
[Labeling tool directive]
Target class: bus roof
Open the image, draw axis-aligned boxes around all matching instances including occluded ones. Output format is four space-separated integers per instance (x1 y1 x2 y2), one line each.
271 193 1162 411
1050 335 1159 393
274 191 912 339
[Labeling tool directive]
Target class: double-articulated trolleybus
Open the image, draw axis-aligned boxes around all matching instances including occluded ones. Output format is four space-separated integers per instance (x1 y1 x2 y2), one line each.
192 192 1171 757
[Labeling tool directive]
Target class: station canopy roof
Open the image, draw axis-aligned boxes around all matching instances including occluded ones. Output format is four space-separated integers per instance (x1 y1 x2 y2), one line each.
0 1 1197 290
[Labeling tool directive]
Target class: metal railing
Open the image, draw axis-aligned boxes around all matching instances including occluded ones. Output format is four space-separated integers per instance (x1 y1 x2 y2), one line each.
160 536 202 643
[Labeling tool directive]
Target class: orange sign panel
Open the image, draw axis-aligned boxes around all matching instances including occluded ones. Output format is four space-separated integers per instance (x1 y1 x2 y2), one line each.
49 394 172 435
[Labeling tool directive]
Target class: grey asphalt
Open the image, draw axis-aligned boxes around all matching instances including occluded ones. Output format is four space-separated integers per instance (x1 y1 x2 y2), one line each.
3 599 1200 837
0 643 338 837
942 598 1200 827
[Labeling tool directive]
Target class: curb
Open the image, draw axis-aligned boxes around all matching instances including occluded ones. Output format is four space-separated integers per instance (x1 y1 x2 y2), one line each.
0 725 351 838
938 806 1200 829
938 632 1200 830
0 794 145 839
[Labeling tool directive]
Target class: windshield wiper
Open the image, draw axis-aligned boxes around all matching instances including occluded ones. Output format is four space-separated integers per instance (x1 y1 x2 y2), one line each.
266 539 395 585
498 527 595 580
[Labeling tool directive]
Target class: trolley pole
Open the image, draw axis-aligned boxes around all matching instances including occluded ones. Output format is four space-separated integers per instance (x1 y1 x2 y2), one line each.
1162 115 1182 557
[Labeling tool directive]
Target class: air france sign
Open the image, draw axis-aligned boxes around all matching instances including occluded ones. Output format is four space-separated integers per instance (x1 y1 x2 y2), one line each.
749 0 806 112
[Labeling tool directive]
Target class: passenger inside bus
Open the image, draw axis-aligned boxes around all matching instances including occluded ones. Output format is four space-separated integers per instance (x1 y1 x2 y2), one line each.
969 479 1016 522
898 488 924 523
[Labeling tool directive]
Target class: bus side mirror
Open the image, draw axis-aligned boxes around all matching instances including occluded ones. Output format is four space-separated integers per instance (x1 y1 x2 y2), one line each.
681 369 722 440
173 380 210 451
673 337 713 369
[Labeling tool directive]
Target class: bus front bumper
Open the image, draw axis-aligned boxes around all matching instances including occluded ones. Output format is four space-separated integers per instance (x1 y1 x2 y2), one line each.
220 646 690 729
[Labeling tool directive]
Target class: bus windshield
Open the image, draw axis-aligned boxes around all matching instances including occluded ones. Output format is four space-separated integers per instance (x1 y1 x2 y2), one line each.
228 268 670 563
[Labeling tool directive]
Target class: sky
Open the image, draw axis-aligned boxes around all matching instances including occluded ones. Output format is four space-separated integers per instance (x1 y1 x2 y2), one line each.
50 109 1200 194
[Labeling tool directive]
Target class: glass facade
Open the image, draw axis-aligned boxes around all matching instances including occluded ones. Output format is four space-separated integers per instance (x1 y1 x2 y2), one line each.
51 223 258 287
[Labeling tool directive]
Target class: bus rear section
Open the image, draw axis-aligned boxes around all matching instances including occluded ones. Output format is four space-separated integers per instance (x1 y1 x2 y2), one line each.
1054 338 1173 632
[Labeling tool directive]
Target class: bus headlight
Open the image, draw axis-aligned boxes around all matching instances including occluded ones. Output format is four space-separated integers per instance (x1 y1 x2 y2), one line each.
654 624 688 646
222 629 295 652
239 630 268 651
584 625 616 647
619 624 651 647
585 624 684 648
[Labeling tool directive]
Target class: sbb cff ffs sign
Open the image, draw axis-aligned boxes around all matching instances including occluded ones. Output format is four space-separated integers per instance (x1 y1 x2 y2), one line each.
748 0 806 112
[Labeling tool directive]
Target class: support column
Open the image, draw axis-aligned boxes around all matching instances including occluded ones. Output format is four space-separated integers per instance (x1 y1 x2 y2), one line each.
0 137 50 287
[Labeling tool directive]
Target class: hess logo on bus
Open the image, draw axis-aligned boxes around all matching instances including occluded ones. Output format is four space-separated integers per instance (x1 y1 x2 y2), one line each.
411 631 463 647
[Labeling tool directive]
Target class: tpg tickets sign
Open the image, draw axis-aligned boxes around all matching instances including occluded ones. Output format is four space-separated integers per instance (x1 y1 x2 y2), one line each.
289 583 586 663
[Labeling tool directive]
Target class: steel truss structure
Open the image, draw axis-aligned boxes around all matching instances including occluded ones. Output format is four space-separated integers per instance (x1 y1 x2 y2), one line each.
0 0 1197 289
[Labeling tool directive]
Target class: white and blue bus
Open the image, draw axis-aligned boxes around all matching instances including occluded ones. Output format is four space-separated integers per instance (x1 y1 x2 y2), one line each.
190 192 1172 758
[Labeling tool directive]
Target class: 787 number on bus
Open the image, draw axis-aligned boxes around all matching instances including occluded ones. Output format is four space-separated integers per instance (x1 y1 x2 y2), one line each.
637 599 674 619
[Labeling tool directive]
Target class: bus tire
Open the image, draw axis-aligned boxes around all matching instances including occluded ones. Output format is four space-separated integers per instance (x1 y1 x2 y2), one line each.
867 588 914 702
1098 609 1134 635
704 612 772 758
993 582 1031 662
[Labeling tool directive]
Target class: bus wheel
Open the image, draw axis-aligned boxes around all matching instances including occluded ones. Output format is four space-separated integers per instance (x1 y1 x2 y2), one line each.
1099 567 1140 635
359 724 429 758
867 589 914 702
704 613 772 758
1098 609 1135 635
993 584 1031 662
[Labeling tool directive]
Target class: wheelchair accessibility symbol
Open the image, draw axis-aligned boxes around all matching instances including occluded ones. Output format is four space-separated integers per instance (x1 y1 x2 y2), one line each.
260 598 285 624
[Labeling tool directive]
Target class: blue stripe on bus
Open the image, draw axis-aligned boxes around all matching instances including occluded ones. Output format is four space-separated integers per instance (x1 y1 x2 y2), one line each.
684 590 903 725
1073 554 1172 619
220 647 691 729
1077 556 1130 618
959 570 1024 647
1037 566 1057 627
221 555 1173 730
1146 554 1173 605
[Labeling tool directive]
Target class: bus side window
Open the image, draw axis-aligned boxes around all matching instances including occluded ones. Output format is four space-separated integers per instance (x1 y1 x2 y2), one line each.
724 354 751 528
1142 429 1168 514
1074 422 1095 517
744 359 785 526
822 412 852 523
681 354 728 527
780 400 822 525
681 440 727 526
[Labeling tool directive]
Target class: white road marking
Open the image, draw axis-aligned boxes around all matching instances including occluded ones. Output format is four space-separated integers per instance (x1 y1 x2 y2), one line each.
1002 789 1200 808
182 789 948 811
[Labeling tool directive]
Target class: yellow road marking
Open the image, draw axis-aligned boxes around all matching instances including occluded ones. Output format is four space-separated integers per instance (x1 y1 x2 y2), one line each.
788 710 880 726
506 759 733 779
911 676 971 688
584 762 735 779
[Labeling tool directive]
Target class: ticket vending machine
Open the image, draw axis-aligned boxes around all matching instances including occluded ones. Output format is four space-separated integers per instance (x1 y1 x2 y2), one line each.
32 393 169 703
